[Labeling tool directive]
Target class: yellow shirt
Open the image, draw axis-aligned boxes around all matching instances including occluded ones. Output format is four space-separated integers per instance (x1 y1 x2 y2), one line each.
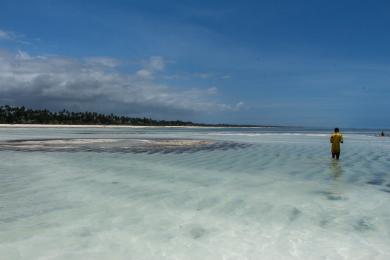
330 133 343 153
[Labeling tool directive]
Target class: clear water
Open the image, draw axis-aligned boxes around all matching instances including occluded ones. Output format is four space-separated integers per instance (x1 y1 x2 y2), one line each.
1 127 390 260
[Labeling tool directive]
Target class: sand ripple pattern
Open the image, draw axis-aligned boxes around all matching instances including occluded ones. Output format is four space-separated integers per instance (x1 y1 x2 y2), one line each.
0 138 251 154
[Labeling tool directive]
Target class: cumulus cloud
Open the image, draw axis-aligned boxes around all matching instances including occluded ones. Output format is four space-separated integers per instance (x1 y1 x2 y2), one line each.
136 56 166 79
0 50 241 118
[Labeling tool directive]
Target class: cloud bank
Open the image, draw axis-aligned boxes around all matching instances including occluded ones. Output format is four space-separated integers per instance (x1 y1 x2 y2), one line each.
0 50 242 119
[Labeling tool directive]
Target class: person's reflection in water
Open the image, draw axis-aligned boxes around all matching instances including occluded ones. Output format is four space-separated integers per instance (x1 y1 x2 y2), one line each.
330 159 343 179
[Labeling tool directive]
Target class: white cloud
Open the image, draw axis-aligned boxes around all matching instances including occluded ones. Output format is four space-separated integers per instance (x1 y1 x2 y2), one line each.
207 86 218 94
84 57 120 67
0 50 241 117
198 73 211 79
148 56 165 71
16 50 31 60
0 30 11 40
136 69 153 79
135 56 167 79
234 101 244 110
0 29 30 44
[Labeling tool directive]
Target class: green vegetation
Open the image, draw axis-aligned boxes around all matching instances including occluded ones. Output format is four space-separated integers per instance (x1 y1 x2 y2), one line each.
0 105 264 127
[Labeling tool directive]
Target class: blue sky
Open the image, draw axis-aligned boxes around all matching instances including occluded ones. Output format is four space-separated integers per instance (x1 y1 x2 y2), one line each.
0 0 389 127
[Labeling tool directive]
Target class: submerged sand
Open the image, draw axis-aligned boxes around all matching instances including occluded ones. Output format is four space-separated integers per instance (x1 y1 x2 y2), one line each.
0 138 249 153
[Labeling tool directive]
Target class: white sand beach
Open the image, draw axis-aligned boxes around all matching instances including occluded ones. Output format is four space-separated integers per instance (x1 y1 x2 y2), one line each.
0 124 193 128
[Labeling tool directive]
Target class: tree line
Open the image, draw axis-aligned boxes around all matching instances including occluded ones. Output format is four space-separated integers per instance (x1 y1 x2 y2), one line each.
0 105 262 127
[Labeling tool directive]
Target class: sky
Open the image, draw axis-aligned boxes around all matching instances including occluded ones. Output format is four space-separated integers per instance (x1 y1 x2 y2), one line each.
0 0 389 128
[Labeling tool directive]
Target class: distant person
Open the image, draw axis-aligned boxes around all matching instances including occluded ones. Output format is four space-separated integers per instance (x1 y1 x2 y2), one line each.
330 128 343 160
381 131 385 137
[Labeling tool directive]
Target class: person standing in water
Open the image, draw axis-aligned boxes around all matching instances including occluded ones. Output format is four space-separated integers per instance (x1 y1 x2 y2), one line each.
330 128 343 160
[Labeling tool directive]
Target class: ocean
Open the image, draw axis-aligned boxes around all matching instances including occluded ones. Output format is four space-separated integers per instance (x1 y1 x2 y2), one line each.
0 126 390 259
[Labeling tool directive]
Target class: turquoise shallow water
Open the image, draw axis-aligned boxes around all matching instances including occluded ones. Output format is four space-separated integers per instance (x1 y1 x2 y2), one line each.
0 127 390 260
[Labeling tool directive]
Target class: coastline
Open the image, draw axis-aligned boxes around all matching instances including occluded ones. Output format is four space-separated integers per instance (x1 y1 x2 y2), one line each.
0 124 273 129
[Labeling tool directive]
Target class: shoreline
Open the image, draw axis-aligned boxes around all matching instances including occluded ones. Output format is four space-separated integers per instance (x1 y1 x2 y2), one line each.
0 124 274 129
